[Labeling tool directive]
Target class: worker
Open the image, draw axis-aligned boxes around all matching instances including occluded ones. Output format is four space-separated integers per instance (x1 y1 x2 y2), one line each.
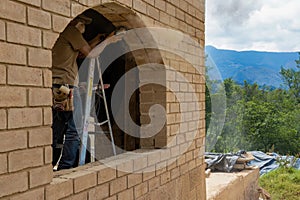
51 14 121 170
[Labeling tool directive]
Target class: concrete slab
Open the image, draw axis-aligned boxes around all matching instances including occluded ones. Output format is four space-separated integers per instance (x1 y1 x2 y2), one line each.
206 168 260 200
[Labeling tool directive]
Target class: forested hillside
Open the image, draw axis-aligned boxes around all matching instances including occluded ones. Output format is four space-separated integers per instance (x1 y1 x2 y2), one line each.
205 53 300 155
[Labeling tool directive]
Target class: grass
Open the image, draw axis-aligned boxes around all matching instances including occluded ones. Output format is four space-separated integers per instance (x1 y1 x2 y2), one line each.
259 167 300 200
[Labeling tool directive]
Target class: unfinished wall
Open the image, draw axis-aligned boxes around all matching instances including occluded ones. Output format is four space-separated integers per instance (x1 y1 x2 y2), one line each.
0 0 206 199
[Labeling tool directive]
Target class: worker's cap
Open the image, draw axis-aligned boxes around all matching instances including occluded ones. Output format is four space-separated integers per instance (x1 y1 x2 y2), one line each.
74 14 92 24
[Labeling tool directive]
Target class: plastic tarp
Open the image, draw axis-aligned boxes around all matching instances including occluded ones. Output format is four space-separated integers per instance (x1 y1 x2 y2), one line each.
205 151 300 175
205 151 243 173
247 151 300 176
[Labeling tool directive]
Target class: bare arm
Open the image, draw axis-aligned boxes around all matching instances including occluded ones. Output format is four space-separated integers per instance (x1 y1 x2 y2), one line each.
79 34 103 57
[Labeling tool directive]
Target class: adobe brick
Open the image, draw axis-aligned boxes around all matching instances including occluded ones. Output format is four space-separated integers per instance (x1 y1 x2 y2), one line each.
0 42 26 65
16 0 41 7
28 47 52 68
43 107 52 125
44 145 52 164
0 86 26 107
42 0 71 16
148 176 160 191
73 171 97 193
117 0 133 7
0 153 7 174
0 171 28 198
52 14 71 33
9 147 43 172
43 69 52 88
7 65 43 86
104 196 117 200
46 177 73 200
78 0 101 7
133 0 147 14
0 20 5 41
0 130 27 153
88 183 109 200
134 181 148 198
0 0 26 23
28 7 51 29
29 165 53 188
160 171 171 185
0 109 7 130
110 176 127 195
63 192 88 200
155 0 166 11
8 108 43 129
7 22 42 47
10 187 44 200
28 88 52 106
117 188 134 200
142 167 155 181
179 0 188 12
166 3 176 17
28 127 52 147
127 173 142 188
147 5 160 20
42 31 59 49
0 65 6 85
71 2 87 17
98 167 116 184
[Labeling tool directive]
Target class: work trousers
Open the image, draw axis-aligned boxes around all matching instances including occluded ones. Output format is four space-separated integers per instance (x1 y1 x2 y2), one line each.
52 87 83 170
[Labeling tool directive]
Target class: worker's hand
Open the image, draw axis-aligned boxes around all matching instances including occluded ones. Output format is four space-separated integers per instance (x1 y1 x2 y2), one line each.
102 84 110 89
105 33 123 44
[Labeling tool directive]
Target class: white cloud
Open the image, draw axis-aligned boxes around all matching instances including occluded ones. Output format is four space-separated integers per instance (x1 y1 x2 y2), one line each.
205 0 300 52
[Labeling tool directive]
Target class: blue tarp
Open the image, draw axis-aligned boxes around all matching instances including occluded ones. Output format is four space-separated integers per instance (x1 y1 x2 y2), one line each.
247 151 300 176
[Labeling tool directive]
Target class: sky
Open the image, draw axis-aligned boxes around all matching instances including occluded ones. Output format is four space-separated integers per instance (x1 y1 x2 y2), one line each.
205 0 300 52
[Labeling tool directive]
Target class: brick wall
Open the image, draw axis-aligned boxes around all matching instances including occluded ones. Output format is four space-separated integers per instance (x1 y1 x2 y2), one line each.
0 0 205 199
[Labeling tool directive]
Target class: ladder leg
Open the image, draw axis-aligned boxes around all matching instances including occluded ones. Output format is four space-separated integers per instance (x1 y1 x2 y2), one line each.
79 58 95 165
96 58 117 156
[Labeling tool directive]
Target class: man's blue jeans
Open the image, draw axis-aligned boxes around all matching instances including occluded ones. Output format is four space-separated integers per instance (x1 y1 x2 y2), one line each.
52 87 83 170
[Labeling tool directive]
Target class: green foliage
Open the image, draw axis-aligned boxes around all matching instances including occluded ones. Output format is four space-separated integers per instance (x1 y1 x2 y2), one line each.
205 54 300 155
259 167 300 200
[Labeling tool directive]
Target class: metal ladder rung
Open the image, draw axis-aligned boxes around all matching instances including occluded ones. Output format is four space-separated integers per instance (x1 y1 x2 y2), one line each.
94 120 109 126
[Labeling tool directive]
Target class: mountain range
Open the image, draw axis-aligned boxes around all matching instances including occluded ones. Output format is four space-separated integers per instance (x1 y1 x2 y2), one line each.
205 45 299 88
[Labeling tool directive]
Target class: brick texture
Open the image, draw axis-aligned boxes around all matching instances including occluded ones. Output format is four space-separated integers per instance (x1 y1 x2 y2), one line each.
0 42 26 65
0 153 7 174
0 86 26 107
10 188 44 200
28 127 52 147
8 108 43 129
7 65 43 86
0 171 28 198
52 14 71 32
0 20 5 41
0 65 6 84
0 0 26 23
28 88 52 106
42 31 59 49
7 22 42 47
29 165 53 188
8 148 44 172
0 130 27 153
28 47 52 67
42 0 71 16
0 109 7 130
43 68 52 87
28 7 51 29
46 178 73 200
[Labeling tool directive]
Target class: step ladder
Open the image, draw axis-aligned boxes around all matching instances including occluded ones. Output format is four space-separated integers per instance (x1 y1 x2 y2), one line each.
79 57 116 166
